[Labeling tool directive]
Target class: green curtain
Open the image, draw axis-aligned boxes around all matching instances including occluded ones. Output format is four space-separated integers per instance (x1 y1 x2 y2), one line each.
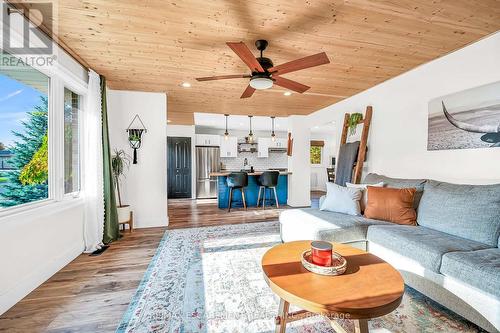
101 76 119 244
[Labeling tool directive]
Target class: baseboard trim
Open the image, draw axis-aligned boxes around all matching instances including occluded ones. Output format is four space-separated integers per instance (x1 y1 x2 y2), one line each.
0 243 83 315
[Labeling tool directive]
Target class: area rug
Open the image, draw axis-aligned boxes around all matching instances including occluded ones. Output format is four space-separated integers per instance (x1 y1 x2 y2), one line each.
116 221 484 333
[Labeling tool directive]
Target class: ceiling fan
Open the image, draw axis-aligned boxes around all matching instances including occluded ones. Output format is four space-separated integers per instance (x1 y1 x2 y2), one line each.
196 40 330 98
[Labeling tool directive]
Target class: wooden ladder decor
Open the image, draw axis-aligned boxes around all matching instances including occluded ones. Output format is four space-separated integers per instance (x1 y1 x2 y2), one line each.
339 106 373 184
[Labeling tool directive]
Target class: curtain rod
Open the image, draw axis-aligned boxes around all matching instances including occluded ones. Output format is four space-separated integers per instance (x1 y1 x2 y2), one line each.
5 0 91 70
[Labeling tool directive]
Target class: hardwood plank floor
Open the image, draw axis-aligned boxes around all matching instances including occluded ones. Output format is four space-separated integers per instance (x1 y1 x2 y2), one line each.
0 227 166 333
0 193 322 332
168 198 288 229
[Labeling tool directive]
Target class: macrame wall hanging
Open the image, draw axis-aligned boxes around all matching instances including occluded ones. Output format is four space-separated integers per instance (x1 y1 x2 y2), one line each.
126 114 147 164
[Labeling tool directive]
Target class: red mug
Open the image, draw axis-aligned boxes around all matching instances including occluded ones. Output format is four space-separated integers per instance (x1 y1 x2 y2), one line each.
311 241 333 266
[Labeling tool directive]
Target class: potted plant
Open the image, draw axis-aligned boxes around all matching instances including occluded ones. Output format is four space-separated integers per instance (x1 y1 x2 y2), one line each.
111 149 131 223
348 112 363 136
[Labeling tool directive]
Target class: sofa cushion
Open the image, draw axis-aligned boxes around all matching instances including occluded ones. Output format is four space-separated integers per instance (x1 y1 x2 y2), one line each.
440 248 500 298
364 186 417 225
346 181 384 212
280 208 391 243
363 173 426 208
366 225 490 272
417 180 500 247
320 182 362 216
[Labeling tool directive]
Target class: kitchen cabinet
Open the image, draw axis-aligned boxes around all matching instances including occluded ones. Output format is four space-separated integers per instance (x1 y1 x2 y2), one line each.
257 137 270 158
220 136 238 157
195 134 220 146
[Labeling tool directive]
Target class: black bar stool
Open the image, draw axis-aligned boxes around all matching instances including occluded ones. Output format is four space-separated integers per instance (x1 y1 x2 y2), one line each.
257 171 280 209
227 172 248 212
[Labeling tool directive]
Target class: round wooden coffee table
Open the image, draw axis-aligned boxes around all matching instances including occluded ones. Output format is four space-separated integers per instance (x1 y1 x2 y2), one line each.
262 241 404 333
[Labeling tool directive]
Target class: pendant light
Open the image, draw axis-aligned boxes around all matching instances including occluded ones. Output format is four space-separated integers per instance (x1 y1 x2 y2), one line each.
224 114 229 140
248 115 254 142
271 116 276 142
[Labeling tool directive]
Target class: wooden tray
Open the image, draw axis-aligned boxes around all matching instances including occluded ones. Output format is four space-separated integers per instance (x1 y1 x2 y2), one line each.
301 250 347 276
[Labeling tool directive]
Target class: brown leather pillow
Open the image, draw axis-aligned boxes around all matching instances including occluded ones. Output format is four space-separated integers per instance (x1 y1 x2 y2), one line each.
364 186 417 225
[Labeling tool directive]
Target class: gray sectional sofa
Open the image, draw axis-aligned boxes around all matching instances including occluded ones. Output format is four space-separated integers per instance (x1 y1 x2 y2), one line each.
279 173 500 332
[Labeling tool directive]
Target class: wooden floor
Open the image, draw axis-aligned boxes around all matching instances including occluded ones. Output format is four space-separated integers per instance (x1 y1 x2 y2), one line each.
168 198 288 229
0 227 166 333
0 192 323 332
168 191 323 229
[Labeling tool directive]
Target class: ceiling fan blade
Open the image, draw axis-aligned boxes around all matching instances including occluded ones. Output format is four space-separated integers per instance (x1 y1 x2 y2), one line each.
273 76 310 93
240 85 256 98
196 74 251 82
269 52 330 75
227 42 265 73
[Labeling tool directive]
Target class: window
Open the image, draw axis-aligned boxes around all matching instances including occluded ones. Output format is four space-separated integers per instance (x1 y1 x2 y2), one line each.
0 55 50 209
310 146 322 164
64 88 81 193
310 140 324 165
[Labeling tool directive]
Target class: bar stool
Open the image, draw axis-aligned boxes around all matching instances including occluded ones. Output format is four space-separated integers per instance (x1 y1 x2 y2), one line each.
227 172 248 212
257 171 280 209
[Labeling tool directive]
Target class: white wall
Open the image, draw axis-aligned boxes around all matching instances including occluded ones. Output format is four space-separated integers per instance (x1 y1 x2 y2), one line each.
107 90 168 227
167 125 196 199
308 32 500 184
221 151 288 171
287 116 311 207
0 201 85 314
310 131 337 191
0 3 88 315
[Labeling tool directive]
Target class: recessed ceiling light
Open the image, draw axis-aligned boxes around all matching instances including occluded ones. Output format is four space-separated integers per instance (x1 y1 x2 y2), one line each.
181 82 191 88
167 119 172 123
283 91 292 96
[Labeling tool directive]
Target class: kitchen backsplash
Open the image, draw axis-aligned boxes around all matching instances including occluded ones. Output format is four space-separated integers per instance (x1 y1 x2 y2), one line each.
221 151 288 170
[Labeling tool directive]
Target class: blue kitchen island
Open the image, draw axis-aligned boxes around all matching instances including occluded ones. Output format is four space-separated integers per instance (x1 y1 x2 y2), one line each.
210 171 291 209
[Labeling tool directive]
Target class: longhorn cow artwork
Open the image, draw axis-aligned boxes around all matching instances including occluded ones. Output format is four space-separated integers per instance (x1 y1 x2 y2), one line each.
427 81 500 150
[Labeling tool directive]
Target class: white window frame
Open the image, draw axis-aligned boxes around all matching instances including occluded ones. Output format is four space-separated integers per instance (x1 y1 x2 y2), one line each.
62 86 84 199
0 11 88 217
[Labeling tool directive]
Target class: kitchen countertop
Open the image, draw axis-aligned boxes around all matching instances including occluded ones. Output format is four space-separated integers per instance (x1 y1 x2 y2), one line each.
210 171 292 176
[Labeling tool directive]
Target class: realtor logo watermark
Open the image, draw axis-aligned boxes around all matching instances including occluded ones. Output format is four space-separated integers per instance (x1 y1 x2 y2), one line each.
2 2 55 66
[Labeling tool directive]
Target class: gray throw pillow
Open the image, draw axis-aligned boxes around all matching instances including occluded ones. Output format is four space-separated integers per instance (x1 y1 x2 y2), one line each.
346 181 384 212
320 182 362 216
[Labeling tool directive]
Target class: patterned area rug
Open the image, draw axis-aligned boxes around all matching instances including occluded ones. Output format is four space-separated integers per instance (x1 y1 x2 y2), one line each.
116 221 484 333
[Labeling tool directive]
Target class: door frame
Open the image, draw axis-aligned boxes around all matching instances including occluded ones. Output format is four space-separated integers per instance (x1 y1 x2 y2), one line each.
167 136 192 199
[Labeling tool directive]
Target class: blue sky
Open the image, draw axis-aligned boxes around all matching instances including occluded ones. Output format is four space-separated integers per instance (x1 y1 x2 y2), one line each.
0 74 47 147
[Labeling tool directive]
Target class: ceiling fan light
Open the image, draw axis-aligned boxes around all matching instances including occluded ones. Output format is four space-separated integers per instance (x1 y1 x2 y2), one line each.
250 77 273 90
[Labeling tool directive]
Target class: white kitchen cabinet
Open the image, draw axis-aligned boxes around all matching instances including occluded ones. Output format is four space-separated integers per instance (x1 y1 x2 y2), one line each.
257 137 270 158
220 136 238 157
195 134 220 146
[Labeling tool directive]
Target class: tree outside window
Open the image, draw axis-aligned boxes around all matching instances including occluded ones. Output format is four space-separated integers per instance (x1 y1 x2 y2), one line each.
310 146 323 165
310 140 325 165
0 58 49 208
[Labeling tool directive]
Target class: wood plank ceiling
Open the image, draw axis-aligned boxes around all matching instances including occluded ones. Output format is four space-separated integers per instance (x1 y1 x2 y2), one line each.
54 0 500 124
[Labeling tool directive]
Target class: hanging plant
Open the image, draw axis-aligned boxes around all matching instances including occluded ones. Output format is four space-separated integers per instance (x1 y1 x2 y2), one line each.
348 113 363 136
126 114 147 164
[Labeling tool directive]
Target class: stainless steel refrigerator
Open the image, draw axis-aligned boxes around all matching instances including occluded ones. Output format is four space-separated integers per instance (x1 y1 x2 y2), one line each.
196 146 220 198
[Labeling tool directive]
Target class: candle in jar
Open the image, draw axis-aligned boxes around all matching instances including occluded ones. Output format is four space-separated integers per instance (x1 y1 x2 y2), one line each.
311 241 333 266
